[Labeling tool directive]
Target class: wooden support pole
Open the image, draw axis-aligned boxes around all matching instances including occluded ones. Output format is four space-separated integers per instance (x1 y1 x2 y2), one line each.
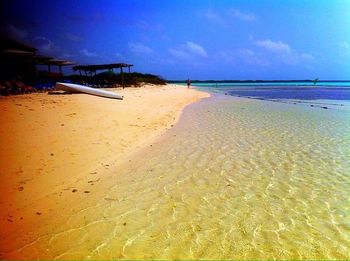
59 65 62 74
128 66 131 73
33 61 38 85
120 67 124 88
48 64 51 73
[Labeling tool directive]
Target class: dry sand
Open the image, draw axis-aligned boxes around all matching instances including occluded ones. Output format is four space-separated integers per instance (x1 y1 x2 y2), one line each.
0 84 209 259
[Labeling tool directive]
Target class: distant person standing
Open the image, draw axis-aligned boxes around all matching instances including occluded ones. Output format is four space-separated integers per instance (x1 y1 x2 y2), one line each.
186 79 191 88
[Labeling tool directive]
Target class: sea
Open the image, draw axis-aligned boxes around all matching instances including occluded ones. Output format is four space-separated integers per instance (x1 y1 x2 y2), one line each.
12 81 350 259
188 81 350 112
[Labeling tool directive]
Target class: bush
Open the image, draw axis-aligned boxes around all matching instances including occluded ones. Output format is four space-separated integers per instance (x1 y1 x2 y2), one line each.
66 71 166 87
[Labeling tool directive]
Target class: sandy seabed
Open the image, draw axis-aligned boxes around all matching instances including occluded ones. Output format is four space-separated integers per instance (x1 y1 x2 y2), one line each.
0 84 209 259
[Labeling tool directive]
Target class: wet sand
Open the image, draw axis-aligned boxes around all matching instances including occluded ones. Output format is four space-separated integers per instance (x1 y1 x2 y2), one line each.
0 84 209 259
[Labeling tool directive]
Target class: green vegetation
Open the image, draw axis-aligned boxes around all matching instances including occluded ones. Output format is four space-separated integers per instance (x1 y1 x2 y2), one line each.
67 71 166 87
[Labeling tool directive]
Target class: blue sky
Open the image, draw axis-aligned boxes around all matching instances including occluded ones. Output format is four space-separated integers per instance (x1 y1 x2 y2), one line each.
1 0 350 80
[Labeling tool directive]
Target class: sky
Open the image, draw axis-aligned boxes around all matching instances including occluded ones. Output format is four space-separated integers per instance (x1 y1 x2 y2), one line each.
1 0 350 80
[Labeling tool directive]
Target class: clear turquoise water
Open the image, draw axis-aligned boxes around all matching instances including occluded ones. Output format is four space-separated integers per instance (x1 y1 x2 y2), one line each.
180 81 350 87
58 95 349 259
186 82 350 112
226 87 350 101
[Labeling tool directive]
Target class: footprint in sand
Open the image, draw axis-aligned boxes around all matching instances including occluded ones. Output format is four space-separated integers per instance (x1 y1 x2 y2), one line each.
7 215 13 222
88 179 100 186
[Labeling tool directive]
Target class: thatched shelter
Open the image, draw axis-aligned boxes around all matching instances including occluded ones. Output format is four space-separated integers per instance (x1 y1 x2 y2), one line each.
73 63 133 87
0 37 74 85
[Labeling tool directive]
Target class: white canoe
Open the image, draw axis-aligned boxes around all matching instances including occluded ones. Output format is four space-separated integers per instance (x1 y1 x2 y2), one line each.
55 82 123 100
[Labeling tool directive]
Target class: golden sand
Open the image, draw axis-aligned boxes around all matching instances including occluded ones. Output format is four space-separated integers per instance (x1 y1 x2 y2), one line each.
1 90 349 259
0 84 209 259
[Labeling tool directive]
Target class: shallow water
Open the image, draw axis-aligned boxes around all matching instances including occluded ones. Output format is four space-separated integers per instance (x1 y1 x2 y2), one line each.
10 95 350 259
226 86 350 101
185 81 350 88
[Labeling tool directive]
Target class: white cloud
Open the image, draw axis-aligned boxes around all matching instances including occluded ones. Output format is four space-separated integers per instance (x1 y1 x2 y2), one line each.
169 48 189 59
239 48 269 66
200 8 255 25
300 53 315 61
186 42 208 57
115 52 124 59
169 41 208 59
202 9 225 25
6 24 28 39
252 37 315 65
255 39 291 53
279 51 315 65
129 42 153 55
33 36 54 51
218 48 268 66
136 21 164 31
62 53 74 58
65 33 82 42
339 41 350 50
229 9 256 21
80 48 97 57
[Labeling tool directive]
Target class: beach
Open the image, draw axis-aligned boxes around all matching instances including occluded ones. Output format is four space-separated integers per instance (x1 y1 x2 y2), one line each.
1 0 349 259
1 85 349 259
0 84 209 259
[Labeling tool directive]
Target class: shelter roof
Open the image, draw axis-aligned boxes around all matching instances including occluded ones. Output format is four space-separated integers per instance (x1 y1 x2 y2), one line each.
0 37 37 52
35 57 74 66
73 63 133 71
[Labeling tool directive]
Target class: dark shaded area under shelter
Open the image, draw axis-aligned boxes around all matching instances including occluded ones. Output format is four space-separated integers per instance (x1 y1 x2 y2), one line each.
0 37 74 95
0 37 166 96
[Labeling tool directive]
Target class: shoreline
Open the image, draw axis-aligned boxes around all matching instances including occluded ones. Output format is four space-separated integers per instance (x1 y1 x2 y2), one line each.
0 84 210 258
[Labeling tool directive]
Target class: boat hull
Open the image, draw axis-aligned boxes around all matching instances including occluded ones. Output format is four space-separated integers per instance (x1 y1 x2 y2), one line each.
55 82 123 100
